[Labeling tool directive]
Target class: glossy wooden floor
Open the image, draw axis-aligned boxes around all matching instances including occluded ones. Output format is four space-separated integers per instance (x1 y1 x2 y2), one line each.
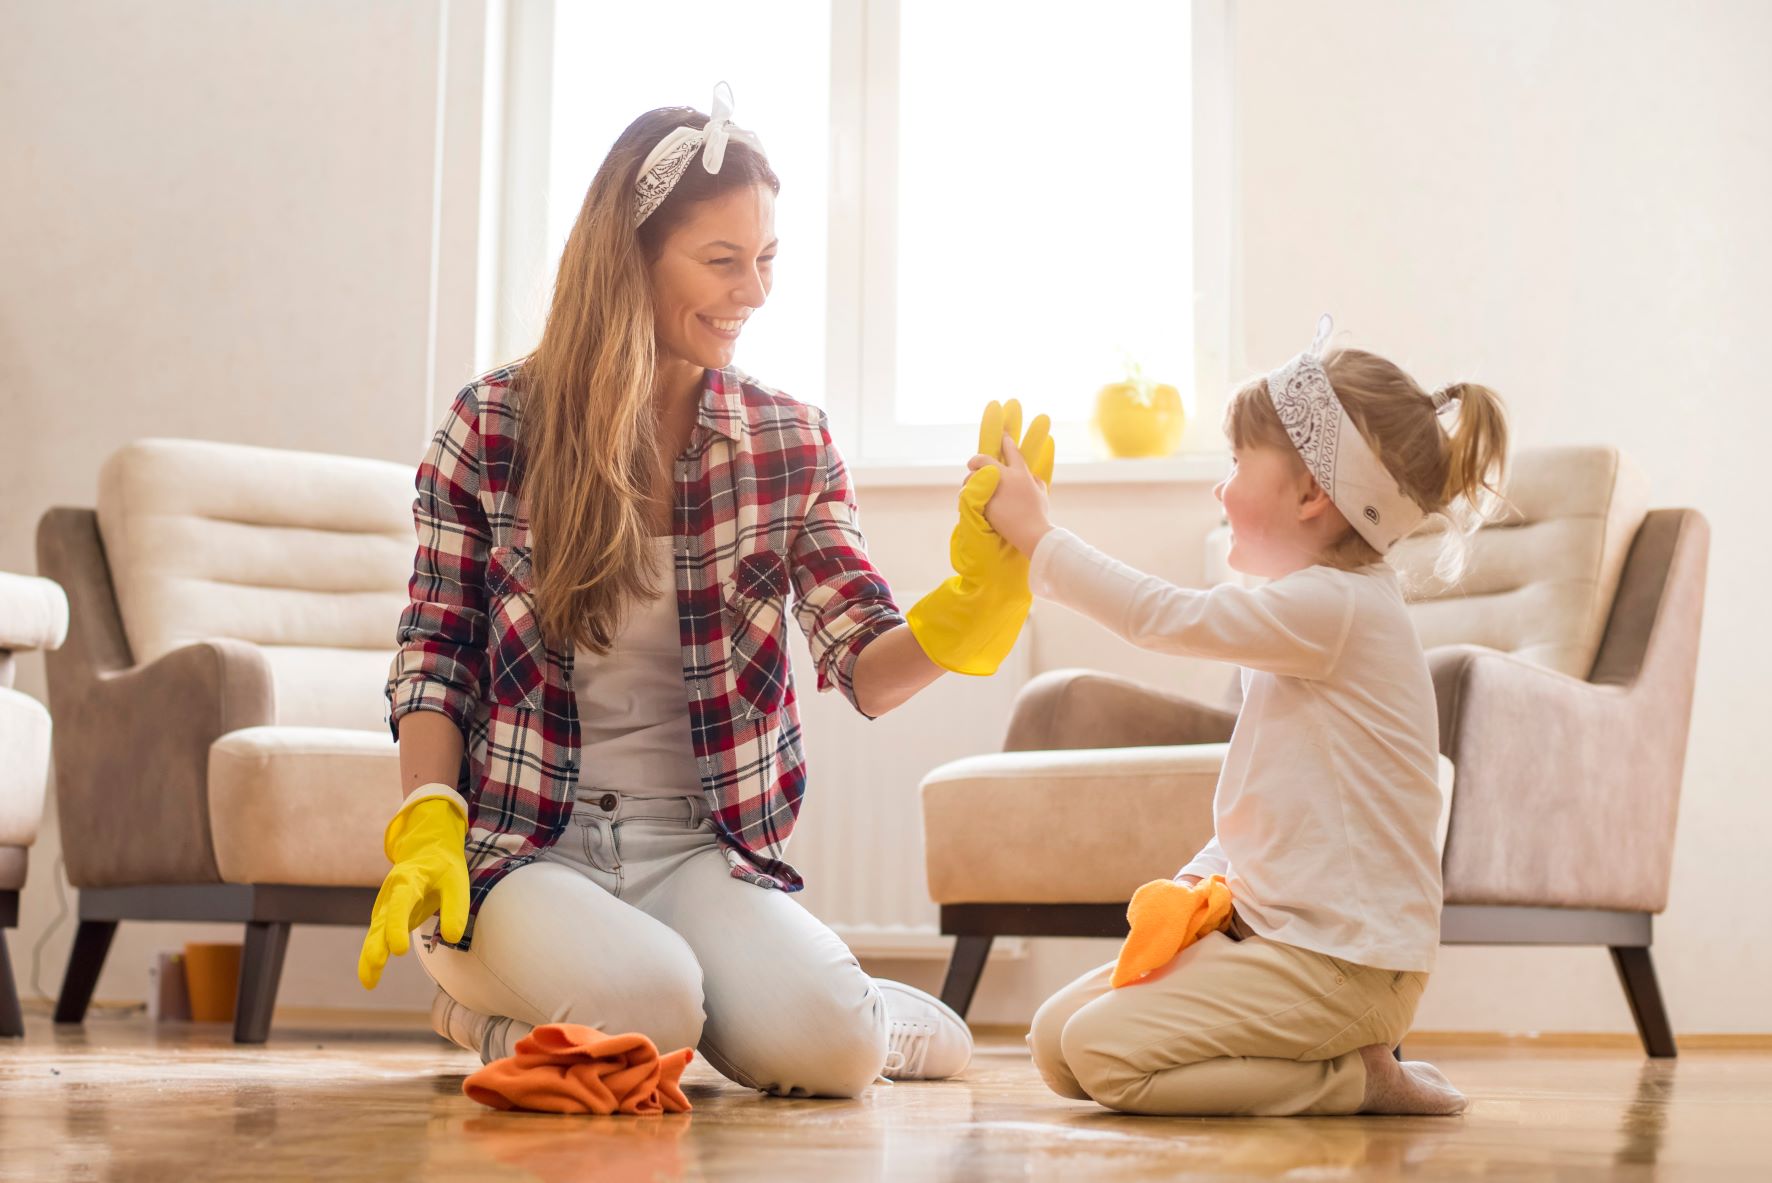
1 1011 1767 1181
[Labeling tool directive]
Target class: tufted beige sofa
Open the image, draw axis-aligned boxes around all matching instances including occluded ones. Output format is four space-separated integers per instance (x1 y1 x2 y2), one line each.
921 447 1706 1056
0 572 69 1037
37 439 412 1041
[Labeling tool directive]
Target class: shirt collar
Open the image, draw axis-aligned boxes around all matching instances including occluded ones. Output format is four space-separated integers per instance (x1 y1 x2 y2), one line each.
696 367 746 441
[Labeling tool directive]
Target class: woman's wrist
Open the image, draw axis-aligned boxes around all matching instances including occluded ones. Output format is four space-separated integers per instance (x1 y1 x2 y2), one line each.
397 782 469 820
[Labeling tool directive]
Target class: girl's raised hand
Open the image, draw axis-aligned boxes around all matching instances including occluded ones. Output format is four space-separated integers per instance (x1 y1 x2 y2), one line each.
980 430 1054 555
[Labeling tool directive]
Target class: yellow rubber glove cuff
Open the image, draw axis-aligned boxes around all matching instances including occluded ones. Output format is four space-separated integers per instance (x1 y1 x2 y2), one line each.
1111 874 1233 988
906 400 1056 676
357 793 470 990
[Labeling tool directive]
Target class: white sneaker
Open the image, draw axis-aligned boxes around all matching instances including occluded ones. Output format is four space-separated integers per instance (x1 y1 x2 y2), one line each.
877 979 972 1081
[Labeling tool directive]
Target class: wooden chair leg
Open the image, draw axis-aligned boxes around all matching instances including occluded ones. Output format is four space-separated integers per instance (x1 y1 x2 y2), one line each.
233 920 292 1044
0 928 23 1038
1611 945 1678 1058
54 920 118 1024
939 935 993 1019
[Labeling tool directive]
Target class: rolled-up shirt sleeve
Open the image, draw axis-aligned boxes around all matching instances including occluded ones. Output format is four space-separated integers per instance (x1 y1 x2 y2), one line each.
1178 835 1229 880
789 413 904 712
385 383 492 740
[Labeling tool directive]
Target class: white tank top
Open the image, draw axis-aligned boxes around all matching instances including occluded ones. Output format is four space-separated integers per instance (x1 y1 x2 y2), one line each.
569 538 703 799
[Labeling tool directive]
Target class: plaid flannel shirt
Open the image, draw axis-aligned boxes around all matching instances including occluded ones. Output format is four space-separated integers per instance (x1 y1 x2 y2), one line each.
385 364 904 948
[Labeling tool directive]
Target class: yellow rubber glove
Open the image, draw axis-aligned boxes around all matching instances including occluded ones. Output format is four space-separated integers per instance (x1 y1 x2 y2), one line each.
357 792 470 990
906 400 1057 676
1111 874 1233 988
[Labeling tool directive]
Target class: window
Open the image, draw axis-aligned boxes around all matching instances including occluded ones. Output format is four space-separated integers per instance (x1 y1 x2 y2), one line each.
546 0 831 406
502 1 1227 468
880 2 1193 460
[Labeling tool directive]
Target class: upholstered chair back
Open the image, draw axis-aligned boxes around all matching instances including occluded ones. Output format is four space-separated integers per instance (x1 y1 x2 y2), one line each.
1389 446 1647 680
96 439 412 731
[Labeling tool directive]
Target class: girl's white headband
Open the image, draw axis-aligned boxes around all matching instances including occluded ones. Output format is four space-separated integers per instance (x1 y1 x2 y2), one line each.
633 82 765 228
1265 315 1426 555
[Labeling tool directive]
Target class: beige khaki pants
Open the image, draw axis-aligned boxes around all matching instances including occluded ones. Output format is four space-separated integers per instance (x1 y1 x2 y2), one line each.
1029 918 1427 1116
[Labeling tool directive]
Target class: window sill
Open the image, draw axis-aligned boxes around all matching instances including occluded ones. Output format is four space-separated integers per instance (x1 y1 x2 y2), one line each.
851 452 1229 490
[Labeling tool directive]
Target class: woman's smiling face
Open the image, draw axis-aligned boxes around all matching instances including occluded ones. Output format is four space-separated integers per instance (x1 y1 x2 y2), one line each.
648 182 777 371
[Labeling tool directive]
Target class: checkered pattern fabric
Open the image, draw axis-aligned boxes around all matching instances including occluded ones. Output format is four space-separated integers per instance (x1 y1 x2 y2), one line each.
386 365 903 948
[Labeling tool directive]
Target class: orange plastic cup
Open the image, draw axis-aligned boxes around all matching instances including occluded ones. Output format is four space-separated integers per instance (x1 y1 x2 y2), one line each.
182 942 242 1023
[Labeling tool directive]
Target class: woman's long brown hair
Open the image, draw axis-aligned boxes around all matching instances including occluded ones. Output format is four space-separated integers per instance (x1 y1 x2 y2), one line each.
520 106 778 653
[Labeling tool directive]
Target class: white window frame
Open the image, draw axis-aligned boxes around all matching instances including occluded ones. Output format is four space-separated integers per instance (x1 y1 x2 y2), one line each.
480 0 1236 480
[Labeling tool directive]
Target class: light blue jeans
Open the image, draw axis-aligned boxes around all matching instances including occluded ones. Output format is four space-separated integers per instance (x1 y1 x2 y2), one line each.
417 788 888 1098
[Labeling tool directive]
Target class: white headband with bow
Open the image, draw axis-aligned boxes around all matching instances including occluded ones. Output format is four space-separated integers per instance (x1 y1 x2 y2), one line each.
633 82 765 227
1265 314 1426 555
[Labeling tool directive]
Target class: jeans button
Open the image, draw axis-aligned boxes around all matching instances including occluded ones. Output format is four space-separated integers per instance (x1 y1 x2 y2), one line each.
599 793 617 811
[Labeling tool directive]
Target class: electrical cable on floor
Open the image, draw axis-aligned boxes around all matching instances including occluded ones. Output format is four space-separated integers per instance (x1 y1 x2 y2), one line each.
27 852 69 1005
25 854 144 1018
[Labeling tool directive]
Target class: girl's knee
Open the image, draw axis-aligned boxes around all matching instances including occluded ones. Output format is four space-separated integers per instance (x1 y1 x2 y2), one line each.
1058 1006 1144 1110
1028 1002 1090 1101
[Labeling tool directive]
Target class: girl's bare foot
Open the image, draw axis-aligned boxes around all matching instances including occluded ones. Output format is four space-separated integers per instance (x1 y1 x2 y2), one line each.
1357 1044 1468 1115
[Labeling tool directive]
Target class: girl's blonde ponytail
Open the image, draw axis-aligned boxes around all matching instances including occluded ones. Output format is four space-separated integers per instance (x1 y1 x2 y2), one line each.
1436 382 1509 512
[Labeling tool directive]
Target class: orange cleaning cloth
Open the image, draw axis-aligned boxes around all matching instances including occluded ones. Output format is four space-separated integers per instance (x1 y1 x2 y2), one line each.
463 1023 695 1115
1111 874 1234 988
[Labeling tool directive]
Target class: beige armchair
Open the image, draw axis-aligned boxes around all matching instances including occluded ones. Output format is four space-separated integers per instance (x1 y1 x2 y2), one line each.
1 572 69 1037
37 439 411 1041
921 447 1705 1057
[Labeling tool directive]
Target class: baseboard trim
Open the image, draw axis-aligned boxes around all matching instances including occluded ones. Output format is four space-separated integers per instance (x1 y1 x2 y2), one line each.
1398 1030 1772 1051
56 1003 1772 1051
965 1024 1772 1050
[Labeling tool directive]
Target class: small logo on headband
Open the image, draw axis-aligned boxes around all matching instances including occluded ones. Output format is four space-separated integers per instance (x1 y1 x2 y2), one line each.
1364 506 1380 525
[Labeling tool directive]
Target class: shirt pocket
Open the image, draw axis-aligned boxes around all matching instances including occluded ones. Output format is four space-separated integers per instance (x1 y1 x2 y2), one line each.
485 545 545 710
724 549 792 720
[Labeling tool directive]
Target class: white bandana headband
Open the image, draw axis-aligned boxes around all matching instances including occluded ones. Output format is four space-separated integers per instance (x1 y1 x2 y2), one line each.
1265 314 1426 554
633 82 765 227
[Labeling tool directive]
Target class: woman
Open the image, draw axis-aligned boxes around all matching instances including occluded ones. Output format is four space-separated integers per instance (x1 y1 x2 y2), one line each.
357 91 1046 1099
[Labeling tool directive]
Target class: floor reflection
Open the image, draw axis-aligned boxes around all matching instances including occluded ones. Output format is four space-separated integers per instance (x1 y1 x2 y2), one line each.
1614 1057 1675 1167
0 1017 1763 1182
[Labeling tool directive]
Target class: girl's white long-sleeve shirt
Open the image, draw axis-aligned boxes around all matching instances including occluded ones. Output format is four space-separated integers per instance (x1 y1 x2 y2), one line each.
1029 527 1445 972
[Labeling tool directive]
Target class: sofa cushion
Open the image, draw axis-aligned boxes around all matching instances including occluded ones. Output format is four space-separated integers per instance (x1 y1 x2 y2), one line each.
922 746 1225 904
207 726 402 887
0 688 51 849
0 572 69 655
97 439 413 731
1390 445 1646 680
921 745 1454 905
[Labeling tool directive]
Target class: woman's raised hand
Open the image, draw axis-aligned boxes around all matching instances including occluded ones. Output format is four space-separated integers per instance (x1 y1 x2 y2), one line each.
906 400 1056 677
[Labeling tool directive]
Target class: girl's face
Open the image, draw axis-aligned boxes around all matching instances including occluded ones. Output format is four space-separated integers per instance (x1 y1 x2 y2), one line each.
648 183 777 372
1212 443 1331 579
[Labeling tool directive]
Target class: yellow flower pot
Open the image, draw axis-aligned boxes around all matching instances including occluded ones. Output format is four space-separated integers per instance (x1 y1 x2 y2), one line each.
1094 377 1187 458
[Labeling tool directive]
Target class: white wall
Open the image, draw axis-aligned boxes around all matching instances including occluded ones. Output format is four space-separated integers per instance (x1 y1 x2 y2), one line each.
1230 0 1772 1035
3 0 1766 1037
0 0 488 1015
890 0 1770 1035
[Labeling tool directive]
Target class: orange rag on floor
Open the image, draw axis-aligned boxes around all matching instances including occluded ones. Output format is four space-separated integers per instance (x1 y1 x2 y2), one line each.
462 1023 694 1115
1111 874 1234 988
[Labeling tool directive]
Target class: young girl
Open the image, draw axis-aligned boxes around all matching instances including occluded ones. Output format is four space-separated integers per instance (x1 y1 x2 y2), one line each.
974 316 1507 1117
